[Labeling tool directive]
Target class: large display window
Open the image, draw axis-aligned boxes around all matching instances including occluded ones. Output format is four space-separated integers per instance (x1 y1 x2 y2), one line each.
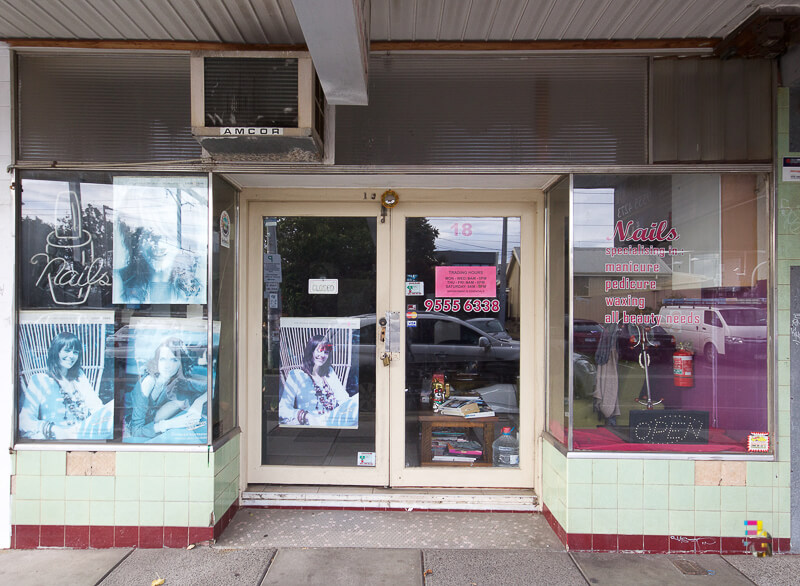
547 173 771 454
15 171 235 446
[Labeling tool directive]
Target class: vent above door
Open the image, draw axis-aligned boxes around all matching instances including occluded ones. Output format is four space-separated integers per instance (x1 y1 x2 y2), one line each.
191 52 325 161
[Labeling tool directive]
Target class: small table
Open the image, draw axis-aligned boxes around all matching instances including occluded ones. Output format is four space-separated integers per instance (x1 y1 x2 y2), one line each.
418 413 498 466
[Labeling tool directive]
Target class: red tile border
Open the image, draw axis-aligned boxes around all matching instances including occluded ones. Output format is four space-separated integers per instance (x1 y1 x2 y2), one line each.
642 534 669 554
593 533 618 552
669 535 695 554
138 526 164 549
163 526 189 549
566 533 592 551
214 499 240 540
9 525 15 549
15 525 39 549
696 536 721 554
40 525 65 548
89 525 114 549
65 525 90 549
776 538 791 553
114 526 139 548
721 536 747 555
618 534 644 552
189 526 214 544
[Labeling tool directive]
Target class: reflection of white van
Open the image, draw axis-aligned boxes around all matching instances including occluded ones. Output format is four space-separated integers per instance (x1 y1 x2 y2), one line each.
659 305 767 361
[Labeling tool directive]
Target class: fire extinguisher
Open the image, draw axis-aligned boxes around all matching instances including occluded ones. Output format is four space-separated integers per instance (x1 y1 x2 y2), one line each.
673 344 694 387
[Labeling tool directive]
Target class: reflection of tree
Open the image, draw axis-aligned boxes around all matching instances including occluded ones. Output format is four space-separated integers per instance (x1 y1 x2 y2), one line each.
272 217 439 317
276 217 378 316
406 217 440 278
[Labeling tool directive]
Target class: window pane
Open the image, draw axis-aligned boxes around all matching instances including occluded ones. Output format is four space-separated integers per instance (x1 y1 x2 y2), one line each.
211 176 238 439
261 217 377 466
570 174 769 453
546 178 570 445
404 216 521 468
17 171 210 445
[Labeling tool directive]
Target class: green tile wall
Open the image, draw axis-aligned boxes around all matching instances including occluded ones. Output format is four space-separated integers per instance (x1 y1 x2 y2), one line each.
213 434 240 522
11 433 239 531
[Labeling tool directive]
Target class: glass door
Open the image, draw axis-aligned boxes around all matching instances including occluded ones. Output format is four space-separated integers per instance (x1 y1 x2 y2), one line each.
389 202 538 488
245 192 541 489
246 202 390 485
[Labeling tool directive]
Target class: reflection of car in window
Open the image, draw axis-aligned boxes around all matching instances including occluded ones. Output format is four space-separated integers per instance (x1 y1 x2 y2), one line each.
466 318 513 341
572 318 604 355
658 304 767 362
354 313 520 386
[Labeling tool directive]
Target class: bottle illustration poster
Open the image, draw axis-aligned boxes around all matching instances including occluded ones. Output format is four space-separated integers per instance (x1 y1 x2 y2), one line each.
20 180 114 308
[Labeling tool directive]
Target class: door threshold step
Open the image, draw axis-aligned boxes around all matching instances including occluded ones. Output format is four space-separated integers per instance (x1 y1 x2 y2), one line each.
242 485 539 512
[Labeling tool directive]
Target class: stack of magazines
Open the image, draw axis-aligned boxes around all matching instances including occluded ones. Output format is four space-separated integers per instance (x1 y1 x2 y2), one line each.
438 397 495 418
431 431 484 462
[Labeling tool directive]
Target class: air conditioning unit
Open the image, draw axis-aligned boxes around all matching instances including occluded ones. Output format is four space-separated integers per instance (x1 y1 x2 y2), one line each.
190 52 325 161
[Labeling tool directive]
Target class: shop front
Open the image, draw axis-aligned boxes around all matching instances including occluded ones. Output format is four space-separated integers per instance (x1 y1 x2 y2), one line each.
0 41 792 553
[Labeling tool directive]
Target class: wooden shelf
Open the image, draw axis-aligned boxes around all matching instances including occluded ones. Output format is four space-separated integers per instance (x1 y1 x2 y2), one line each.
419 413 499 467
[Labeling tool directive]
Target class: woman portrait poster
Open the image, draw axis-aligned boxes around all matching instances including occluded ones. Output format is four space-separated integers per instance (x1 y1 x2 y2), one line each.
111 176 208 305
121 318 209 444
278 317 360 429
17 310 114 441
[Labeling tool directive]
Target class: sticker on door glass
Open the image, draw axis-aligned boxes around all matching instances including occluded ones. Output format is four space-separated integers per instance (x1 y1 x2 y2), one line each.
220 210 231 248
357 452 376 466
308 279 338 294
435 266 496 298
278 317 360 429
264 254 282 286
406 281 424 296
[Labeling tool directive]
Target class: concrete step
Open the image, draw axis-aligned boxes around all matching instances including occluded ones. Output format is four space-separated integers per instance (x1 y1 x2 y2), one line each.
242 484 539 512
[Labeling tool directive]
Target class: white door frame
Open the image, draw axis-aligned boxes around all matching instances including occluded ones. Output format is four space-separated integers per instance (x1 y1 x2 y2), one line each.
238 187 546 493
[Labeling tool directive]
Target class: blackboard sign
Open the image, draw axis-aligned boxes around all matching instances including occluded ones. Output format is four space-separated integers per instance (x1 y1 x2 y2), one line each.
629 410 709 444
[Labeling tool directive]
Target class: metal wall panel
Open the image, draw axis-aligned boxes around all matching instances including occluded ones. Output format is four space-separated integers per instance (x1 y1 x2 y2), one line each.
335 54 648 165
652 58 772 163
17 53 201 163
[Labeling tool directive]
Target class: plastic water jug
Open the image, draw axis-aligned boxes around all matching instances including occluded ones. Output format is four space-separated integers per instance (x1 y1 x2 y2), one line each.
492 427 519 467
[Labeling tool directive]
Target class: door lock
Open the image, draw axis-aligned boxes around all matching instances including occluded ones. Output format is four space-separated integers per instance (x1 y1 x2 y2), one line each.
380 352 392 367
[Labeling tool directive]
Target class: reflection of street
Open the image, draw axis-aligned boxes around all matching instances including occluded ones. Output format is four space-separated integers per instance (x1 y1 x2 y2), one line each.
641 356 767 439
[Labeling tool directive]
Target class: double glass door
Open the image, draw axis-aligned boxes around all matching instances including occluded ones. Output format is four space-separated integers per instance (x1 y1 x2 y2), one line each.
245 192 539 488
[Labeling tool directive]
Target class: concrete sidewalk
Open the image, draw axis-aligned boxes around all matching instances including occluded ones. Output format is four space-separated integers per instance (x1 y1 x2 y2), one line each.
1 545 799 585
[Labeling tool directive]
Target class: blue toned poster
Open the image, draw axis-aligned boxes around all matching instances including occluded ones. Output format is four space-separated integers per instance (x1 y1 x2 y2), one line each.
120 318 209 444
112 176 208 305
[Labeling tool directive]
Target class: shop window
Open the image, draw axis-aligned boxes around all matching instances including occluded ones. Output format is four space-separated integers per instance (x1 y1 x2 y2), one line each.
551 173 771 454
15 171 236 446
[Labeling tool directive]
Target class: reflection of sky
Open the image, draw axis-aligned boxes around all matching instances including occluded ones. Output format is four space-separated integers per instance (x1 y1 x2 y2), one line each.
21 180 111 225
21 178 208 254
574 188 614 248
426 217 521 263
114 177 208 254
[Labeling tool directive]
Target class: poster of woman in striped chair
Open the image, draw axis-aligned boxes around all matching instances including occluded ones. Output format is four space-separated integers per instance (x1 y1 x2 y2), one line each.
17 310 114 441
278 317 360 429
